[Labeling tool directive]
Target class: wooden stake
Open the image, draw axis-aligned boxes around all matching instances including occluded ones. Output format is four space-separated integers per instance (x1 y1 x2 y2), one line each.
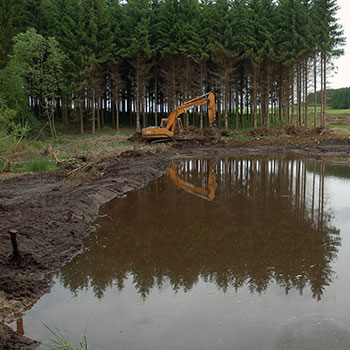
8 229 20 260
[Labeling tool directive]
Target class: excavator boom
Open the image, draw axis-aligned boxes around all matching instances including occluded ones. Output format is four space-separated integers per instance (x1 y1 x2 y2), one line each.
142 92 216 139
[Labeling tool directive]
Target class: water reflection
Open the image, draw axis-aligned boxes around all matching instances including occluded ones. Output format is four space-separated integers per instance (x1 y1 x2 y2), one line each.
168 162 216 201
58 157 340 301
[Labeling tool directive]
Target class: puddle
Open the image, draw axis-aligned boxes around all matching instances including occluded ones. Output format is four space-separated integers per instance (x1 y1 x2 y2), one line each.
10 155 350 349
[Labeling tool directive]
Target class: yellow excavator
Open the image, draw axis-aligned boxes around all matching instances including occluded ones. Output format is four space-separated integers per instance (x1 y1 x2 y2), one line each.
142 92 216 139
168 162 216 201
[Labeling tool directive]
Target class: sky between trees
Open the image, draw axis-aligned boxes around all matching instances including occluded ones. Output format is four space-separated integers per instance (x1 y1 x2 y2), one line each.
328 0 349 88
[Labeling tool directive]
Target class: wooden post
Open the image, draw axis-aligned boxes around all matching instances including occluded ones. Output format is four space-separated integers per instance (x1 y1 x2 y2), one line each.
9 229 20 260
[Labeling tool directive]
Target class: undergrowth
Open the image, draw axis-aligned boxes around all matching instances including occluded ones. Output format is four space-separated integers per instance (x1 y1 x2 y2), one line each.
0 127 139 174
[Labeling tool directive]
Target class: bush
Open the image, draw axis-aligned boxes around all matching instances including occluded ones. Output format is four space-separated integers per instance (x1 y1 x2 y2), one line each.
0 96 16 133
14 159 59 173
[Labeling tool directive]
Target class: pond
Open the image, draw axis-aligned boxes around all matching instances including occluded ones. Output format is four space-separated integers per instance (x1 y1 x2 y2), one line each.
10 155 350 350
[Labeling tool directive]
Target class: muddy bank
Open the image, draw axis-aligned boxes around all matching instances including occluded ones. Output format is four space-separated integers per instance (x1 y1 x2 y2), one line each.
1 139 350 349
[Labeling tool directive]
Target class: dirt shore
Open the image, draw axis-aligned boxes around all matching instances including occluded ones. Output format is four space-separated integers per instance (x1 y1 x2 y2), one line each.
1 135 350 349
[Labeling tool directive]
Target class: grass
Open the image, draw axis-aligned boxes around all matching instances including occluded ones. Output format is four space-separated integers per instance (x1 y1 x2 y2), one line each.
17 159 59 172
0 126 169 174
0 158 59 173
327 124 350 136
38 324 88 350
1 113 350 175
325 109 350 115
227 131 255 141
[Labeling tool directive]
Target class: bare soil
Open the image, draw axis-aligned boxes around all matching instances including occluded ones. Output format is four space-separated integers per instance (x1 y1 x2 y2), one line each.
1 129 350 349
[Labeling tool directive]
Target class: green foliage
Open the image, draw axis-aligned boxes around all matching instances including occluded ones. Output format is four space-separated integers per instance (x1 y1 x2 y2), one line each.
39 324 88 350
9 120 31 139
10 28 66 137
0 0 16 68
120 0 152 59
0 158 58 173
16 158 59 172
312 0 345 57
309 87 350 109
329 88 350 109
0 96 16 132
0 0 346 132
12 0 47 34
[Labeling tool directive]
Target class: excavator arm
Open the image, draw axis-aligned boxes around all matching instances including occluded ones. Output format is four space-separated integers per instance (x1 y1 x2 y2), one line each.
142 92 216 139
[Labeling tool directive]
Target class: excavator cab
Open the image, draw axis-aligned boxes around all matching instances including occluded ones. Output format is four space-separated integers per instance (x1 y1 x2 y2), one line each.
160 117 184 135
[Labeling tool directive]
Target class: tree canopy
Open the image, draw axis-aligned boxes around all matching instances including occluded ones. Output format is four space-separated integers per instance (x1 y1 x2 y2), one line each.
0 0 345 133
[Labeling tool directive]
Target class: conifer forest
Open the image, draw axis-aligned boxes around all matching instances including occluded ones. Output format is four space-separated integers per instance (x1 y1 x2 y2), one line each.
0 0 345 135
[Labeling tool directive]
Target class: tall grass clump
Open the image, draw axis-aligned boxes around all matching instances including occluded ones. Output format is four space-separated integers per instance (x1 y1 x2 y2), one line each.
15 159 59 172
39 325 88 350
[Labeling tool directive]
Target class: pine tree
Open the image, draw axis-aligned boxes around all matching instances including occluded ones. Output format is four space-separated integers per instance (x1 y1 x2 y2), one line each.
177 0 203 127
13 0 46 34
109 0 124 131
1 0 346 131
79 0 113 133
231 0 254 128
313 0 344 128
42 0 84 127
121 0 152 132
208 0 235 130
253 0 277 129
275 0 306 126
156 0 182 112
0 0 16 69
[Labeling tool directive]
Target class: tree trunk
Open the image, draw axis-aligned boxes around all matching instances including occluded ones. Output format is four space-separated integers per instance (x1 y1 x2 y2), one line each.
80 102 84 134
291 68 294 125
297 61 302 126
240 79 244 128
92 90 96 134
101 98 105 128
154 68 158 126
224 79 229 130
322 55 327 128
278 70 283 127
252 66 257 129
235 79 239 129
97 98 101 131
199 63 204 129
111 97 115 127
217 89 221 129
320 54 327 129
116 94 120 131
304 59 308 127
135 55 141 132
61 91 68 127
314 55 317 127
320 55 323 128
266 61 270 130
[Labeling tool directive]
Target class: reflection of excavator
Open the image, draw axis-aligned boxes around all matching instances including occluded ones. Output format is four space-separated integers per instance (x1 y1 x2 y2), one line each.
142 92 216 139
168 162 216 201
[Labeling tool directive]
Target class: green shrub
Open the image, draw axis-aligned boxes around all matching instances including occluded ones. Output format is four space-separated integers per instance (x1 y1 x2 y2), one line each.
14 159 58 172
0 96 16 133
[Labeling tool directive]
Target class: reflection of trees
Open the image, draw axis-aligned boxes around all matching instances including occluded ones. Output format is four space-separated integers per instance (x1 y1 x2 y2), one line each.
58 157 340 301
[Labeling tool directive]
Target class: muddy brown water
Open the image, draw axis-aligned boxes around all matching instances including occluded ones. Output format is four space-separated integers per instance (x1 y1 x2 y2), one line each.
9 155 350 350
